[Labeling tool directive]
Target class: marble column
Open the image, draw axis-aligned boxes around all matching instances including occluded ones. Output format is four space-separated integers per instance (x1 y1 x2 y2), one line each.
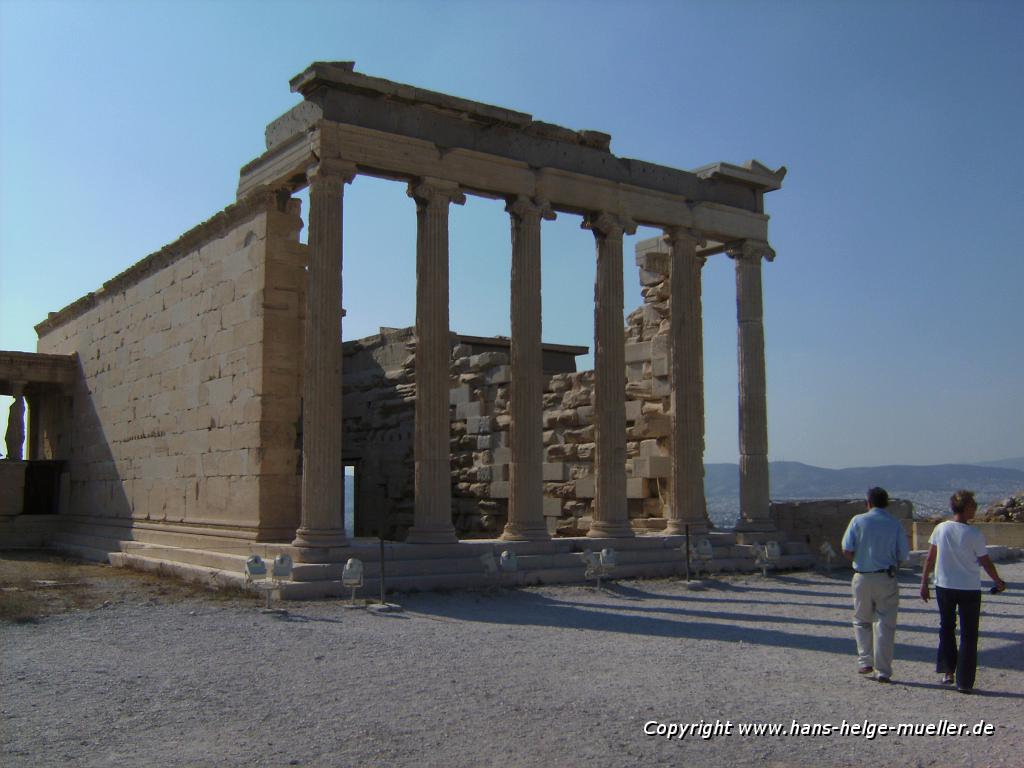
4 382 26 461
407 178 465 544
664 228 710 534
584 212 636 538
293 160 356 550
502 197 554 541
729 240 775 529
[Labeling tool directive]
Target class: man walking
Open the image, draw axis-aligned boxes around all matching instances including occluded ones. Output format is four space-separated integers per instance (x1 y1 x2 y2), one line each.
841 487 910 682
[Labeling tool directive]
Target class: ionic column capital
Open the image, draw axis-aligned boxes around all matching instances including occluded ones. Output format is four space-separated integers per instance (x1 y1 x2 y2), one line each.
306 159 357 187
662 226 705 251
582 211 637 240
728 239 775 263
506 195 556 223
408 177 467 209
663 227 708 270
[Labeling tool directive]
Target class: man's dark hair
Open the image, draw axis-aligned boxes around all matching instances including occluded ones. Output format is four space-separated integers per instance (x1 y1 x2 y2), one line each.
867 487 889 509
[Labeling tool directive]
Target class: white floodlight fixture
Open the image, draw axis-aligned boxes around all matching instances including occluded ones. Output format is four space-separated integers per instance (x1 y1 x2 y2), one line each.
684 536 714 582
756 541 782 578
245 555 267 582
272 554 293 580
582 549 613 588
499 550 518 572
342 557 365 607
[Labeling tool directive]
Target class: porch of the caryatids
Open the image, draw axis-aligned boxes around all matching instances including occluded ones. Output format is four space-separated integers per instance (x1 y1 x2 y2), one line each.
502 196 555 541
729 239 775 530
663 227 711 535
4 382 26 461
584 211 636 539
406 177 465 544
293 160 357 552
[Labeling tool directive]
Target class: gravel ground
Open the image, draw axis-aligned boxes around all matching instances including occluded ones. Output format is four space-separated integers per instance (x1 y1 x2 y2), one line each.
3 561 1022 768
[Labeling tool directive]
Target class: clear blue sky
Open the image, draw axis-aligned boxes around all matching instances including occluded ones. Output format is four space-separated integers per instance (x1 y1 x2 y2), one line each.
1 0 1021 468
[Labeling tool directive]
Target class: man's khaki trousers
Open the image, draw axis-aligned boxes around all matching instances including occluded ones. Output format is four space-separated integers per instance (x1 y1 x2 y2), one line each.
852 572 899 678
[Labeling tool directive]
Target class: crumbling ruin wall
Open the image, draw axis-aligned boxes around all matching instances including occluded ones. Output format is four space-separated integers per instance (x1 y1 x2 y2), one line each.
34 194 306 541
344 250 679 539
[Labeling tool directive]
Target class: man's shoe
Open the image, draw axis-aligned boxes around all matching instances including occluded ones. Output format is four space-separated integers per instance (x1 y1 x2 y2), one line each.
957 687 973 695
941 673 955 685
876 675 891 683
858 666 873 675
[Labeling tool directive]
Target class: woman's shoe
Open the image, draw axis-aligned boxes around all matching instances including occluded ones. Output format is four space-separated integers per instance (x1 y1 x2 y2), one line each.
941 673 955 685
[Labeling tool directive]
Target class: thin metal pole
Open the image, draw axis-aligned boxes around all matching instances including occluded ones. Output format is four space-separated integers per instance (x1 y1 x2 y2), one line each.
378 536 386 605
684 524 691 581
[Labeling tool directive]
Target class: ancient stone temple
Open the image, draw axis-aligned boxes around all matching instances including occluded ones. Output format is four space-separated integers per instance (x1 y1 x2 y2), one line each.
1 62 814 594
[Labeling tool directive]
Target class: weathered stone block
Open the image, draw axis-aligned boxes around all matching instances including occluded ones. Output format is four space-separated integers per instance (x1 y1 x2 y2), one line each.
486 365 511 385
635 251 671 274
626 478 649 499
563 426 594 443
449 385 472 406
478 464 509 483
625 341 652 363
492 447 512 464
466 416 495 434
632 456 670 479
639 439 664 457
469 352 507 370
546 443 576 461
625 400 642 423
543 497 562 517
574 476 595 498
456 401 483 419
543 462 567 481
490 481 510 499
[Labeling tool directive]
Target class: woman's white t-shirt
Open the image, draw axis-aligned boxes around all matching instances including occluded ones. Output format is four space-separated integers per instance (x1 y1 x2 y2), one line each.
929 521 988 591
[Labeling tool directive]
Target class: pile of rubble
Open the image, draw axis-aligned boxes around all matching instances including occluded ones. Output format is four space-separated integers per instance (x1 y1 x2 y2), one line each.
977 492 1024 523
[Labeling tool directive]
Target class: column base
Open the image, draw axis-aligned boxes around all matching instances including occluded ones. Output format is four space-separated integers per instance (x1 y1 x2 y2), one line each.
587 522 635 538
664 520 711 536
405 525 459 544
500 522 550 542
291 527 348 549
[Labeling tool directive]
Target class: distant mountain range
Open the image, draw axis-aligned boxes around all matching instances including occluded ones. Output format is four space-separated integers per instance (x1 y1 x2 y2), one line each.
705 460 1024 499
974 457 1024 472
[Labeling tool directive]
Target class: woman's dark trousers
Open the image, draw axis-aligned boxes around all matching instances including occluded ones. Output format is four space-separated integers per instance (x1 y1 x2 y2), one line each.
935 587 982 690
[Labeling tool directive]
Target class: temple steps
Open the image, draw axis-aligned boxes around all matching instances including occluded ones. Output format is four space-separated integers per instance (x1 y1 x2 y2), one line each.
45 528 817 599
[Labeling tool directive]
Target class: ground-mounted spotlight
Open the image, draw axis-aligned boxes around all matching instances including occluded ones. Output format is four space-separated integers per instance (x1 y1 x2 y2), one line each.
342 557 365 608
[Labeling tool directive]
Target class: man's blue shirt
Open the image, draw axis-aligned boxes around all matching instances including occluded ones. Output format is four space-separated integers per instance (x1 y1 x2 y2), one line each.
841 507 910 573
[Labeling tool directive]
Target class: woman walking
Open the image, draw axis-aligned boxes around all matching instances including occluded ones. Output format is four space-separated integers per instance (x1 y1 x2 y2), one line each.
920 490 1007 693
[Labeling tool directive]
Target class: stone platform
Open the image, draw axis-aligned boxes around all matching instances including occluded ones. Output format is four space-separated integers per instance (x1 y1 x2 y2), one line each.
47 524 816 598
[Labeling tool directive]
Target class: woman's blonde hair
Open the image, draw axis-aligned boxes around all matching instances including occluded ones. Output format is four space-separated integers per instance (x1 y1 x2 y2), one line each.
950 489 976 516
